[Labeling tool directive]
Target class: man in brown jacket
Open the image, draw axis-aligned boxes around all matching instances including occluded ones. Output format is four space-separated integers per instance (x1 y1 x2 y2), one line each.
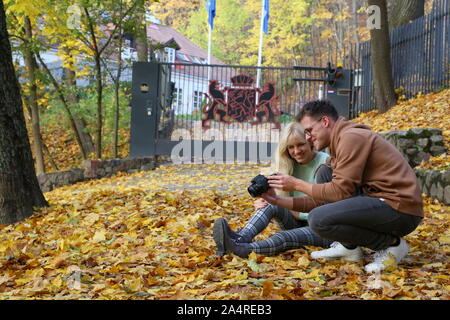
263 100 423 273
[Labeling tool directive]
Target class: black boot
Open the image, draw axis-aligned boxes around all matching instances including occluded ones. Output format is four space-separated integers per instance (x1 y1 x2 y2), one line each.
213 218 251 256
223 234 252 258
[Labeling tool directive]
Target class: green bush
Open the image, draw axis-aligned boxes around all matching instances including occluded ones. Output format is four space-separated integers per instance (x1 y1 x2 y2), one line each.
40 82 132 151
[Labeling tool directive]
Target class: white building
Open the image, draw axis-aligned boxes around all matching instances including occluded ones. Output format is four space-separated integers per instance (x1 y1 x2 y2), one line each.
142 23 227 115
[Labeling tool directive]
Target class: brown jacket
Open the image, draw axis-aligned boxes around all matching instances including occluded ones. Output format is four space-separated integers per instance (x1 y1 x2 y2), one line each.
293 117 424 217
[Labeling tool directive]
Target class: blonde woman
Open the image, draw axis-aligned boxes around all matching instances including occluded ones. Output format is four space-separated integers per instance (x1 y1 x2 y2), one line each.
213 122 333 258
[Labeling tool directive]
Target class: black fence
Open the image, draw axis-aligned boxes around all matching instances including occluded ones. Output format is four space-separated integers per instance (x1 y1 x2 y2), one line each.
156 62 327 141
351 0 450 116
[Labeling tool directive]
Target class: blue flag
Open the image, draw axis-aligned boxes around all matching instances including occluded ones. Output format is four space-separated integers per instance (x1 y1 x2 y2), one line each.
263 0 269 34
207 0 216 29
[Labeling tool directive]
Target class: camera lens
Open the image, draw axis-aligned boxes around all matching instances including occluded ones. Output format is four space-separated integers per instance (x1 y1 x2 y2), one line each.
247 184 259 198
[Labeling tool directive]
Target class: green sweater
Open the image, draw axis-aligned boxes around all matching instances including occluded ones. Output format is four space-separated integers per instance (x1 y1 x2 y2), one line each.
289 151 329 198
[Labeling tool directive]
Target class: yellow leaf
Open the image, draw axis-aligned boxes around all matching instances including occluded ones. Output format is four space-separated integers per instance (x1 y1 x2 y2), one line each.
51 276 63 288
382 253 398 272
57 239 65 251
92 230 106 242
247 252 265 273
84 213 100 225
438 236 450 244
127 278 143 292
297 255 310 268
153 267 167 277
235 270 248 281
144 236 155 247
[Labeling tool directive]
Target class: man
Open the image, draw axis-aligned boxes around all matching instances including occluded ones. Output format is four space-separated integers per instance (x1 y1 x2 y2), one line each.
263 100 423 273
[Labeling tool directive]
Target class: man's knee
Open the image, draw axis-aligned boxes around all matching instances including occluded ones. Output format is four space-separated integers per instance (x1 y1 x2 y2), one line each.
307 207 332 236
315 164 332 184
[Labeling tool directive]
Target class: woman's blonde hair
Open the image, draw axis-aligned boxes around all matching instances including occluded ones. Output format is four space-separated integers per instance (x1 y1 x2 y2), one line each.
274 121 309 176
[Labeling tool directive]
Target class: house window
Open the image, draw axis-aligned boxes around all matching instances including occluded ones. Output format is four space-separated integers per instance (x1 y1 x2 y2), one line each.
172 87 183 110
164 47 176 63
193 91 204 110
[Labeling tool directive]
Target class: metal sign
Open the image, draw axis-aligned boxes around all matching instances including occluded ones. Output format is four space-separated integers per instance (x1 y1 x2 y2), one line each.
202 74 280 129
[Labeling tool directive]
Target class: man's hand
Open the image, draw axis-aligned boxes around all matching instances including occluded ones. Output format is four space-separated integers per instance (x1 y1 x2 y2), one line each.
254 198 269 210
269 173 314 197
268 173 301 192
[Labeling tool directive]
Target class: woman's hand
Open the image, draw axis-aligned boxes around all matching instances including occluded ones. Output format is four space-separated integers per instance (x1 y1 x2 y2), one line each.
290 210 301 221
260 188 279 206
254 198 269 210
261 188 295 211
268 173 301 192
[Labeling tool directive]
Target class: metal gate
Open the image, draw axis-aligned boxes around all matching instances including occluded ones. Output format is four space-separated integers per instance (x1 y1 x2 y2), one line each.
130 62 350 163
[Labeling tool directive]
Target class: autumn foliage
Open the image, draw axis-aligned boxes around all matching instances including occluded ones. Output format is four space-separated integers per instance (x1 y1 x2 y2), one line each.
0 164 448 300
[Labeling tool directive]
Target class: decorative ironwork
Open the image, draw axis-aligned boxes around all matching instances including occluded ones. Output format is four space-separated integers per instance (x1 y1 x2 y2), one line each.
201 74 280 129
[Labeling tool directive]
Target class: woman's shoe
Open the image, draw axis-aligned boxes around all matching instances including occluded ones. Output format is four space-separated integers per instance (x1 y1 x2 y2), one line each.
213 218 251 256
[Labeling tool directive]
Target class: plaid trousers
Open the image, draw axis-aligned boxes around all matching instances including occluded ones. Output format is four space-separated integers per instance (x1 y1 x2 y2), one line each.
239 204 332 256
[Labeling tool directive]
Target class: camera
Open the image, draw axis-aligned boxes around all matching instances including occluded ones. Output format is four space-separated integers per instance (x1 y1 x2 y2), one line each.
247 174 272 198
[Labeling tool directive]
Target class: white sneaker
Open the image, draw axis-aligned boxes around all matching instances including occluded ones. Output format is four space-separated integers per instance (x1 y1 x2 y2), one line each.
364 238 409 273
310 242 363 262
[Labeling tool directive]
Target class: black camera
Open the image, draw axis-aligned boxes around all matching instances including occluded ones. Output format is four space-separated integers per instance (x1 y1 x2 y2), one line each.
248 174 272 198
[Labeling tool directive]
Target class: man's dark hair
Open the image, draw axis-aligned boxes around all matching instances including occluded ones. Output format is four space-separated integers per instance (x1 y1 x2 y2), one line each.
295 100 339 122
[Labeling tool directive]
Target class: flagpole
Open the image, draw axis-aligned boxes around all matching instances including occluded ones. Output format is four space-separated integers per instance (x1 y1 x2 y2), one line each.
208 23 212 80
256 0 265 90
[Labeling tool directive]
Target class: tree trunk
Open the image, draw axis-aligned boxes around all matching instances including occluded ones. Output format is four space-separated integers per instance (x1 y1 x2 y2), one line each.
114 30 123 159
23 99 59 172
352 0 361 57
368 0 397 113
64 65 95 155
0 1 48 224
23 16 45 174
135 4 148 62
94 56 103 160
389 0 425 29
25 100 59 171
35 53 88 159
84 6 103 159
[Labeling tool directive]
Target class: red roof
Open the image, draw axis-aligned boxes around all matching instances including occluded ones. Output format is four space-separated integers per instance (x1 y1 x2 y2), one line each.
147 23 224 65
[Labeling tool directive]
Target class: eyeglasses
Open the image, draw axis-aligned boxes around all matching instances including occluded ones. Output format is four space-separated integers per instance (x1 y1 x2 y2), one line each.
303 118 323 137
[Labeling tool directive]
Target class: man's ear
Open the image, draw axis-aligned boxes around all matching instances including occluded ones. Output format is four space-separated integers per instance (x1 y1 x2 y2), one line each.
322 116 332 128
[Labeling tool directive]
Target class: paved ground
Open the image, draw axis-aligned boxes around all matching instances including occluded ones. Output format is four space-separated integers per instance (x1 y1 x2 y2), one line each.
89 163 271 194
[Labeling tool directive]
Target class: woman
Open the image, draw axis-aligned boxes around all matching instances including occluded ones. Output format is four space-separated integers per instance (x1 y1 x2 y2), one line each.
213 122 333 258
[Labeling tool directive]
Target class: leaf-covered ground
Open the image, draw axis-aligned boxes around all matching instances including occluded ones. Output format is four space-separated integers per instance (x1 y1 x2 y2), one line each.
0 164 448 300
353 88 450 151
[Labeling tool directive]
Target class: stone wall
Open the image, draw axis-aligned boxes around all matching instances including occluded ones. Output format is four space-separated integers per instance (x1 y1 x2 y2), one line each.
37 169 85 193
83 157 155 179
380 128 448 205
380 128 446 168
37 157 155 192
415 170 450 205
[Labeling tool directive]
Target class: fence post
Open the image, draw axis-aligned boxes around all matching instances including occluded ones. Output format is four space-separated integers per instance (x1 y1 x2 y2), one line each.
130 62 159 157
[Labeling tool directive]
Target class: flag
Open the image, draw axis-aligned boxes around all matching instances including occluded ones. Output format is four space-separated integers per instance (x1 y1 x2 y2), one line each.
207 0 216 29
263 0 269 34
